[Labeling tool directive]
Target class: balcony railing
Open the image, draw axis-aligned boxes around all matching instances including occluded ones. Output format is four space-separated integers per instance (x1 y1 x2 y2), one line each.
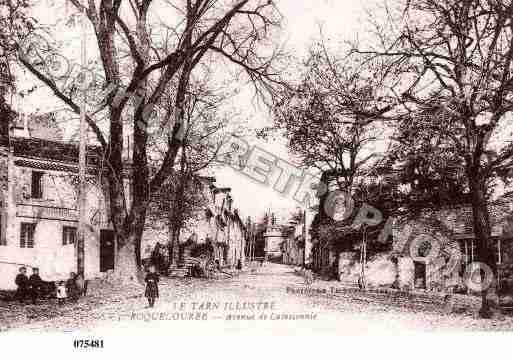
16 203 78 222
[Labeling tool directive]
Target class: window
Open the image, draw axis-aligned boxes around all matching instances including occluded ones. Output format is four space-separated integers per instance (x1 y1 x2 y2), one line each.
31 171 44 199
62 226 77 246
20 223 36 248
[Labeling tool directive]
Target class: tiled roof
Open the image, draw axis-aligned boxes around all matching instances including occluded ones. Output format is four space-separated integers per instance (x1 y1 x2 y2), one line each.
11 137 103 167
14 159 99 175
399 203 511 238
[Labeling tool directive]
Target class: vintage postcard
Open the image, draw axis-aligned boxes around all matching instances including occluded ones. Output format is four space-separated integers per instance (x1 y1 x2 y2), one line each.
1 0 513 354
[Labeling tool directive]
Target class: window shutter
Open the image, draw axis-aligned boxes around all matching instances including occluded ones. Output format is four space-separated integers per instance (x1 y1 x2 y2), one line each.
31 172 43 199
62 227 77 245
27 224 35 248
20 224 26 248
20 223 35 248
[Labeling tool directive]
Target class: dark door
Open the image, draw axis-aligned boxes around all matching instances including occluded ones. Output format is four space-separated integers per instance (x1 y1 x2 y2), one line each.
100 230 115 272
414 261 426 289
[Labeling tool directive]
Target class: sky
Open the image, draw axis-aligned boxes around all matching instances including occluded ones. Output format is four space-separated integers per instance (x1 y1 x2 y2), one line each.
14 0 370 223
215 0 367 222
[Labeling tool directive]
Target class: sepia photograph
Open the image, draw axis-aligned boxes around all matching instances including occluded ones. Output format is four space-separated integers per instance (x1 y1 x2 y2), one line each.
1 0 513 354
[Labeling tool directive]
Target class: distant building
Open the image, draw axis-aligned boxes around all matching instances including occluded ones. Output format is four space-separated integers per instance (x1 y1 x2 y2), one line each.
263 224 284 262
281 210 309 266
282 226 304 266
176 178 247 268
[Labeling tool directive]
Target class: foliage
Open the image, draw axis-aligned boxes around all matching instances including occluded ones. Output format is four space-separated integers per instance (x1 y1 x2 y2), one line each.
351 0 513 316
266 42 394 191
0 0 35 91
383 102 472 214
15 0 286 278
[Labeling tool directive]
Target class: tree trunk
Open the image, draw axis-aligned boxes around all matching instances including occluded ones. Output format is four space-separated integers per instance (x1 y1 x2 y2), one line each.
168 228 181 265
173 229 180 264
114 236 142 285
110 194 147 285
469 175 498 318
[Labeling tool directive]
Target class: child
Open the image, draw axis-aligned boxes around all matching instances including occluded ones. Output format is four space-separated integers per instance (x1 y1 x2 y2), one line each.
56 281 67 305
15 267 29 303
144 265 159 308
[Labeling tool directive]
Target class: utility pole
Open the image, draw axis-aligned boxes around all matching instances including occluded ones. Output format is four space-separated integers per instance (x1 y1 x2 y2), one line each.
251 223 256 263
77 7 88 277
249 223 253 263
302 209 307 269
360 225 367 290
246 216 251 262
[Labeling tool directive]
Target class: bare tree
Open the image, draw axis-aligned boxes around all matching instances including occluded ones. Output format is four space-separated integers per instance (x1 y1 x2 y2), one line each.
269 40 394 194
147 69 228 266
17 0 285 282
353 0 513 317
1 0 35 134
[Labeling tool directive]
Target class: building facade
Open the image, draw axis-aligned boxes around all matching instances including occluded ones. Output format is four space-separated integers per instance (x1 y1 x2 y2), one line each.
263 224 284 262
0 113 248 288
281 225 304 266
333 205 513 293
0 130 115 289
180 178 247 268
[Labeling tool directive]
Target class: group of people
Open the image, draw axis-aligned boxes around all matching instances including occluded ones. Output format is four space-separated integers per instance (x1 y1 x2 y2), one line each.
55 272 85 305
13 260 235 310
14 266 85 305
15 264 157 308
14 267 44 305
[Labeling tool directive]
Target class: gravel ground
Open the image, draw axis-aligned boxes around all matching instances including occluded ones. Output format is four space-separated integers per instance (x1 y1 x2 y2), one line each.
2 263 513 333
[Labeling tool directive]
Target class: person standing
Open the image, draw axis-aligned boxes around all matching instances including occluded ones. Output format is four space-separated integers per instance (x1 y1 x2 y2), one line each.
142 244 153 270
151 243 163 273
75 273 87 297
15 266 29 303
66 272 79 302
28 267 43 304
144 265 159 308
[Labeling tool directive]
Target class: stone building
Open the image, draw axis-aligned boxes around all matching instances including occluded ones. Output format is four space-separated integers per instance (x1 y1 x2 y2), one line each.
263 223 284 262
336 204 513 293
282 211 306 266
282 225 304 266
0 110 248 287
179 178 247 268
391 205 512 292
0 119 117 290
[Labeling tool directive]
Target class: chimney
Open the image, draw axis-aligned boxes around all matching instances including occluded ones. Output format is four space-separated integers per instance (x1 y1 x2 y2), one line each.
11 95 30 138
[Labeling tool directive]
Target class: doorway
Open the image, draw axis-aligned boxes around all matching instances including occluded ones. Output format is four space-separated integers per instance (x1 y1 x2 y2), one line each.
414 260 426 289
100 230 115 272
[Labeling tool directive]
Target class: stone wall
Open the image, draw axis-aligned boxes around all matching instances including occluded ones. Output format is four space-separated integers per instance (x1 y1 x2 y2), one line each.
338 252 398 288
392 218 466 292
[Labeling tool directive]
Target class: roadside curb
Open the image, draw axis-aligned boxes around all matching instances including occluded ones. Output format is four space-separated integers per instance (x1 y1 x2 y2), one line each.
290 270 483 314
